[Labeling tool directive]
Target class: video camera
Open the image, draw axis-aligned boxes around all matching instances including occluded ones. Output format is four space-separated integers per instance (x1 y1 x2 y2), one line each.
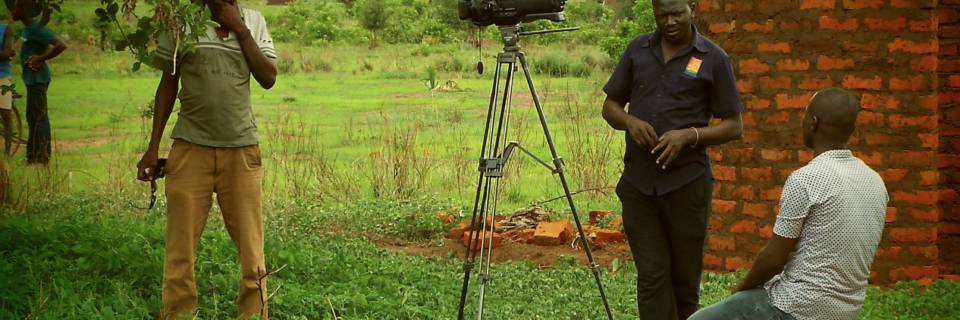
458 0 567 27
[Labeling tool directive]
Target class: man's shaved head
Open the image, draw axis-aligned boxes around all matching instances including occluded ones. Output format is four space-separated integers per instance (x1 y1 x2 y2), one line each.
802 88 860 148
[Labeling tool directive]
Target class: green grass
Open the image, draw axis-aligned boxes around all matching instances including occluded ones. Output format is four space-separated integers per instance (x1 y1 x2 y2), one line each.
1 195 958 319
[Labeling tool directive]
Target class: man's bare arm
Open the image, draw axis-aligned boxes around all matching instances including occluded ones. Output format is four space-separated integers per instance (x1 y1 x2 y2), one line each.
34 36 67 62
137 72 180 181
652 114 743 168
733 234 799 293
0 25 14 60
210 0 277 89
602 95 658 149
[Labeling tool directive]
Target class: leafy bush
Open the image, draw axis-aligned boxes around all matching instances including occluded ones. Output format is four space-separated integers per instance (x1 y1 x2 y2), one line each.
599 0 657 60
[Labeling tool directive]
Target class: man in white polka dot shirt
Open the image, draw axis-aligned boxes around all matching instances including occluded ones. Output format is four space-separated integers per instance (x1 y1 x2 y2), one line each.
689 88 889 320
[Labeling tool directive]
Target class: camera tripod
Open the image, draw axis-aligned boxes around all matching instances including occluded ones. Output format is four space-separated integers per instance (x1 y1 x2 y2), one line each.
455 25 614 320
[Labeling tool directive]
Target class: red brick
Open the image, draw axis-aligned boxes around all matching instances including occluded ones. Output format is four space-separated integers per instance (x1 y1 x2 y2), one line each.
726 148 754 161
759 224 773 239
741 112 758 126
744 21 774 32
860 94 899 110
888 38 938 54
761 111 788 125
909 246 938 260
709 235 736 251
942 9 960 24
890 0 936 8
919 133 937 148
742 167 772 181
842 0 882 9
759 42 790 54
942 44 959 57
759 76 793 90
891 190 938 205
842 75 882 90
888 115 936 129
951 75 960 87
725 256 753 272
737 79 753 93
910 208 939 222
761 187 783 201
940 223 960 235
713 199 737 214
852 150 882 166
910 56 938 71
865 133 900 145
533 219 572 246
943 25 960 39
743 203 768 218
843 40 879 51
919 171 938 186
743 130 762 143
761 149 791 161
708 217 723 230
889 151 935 166
799 75 834 90
888 74 929 91
710 21 736 33
857 111 884 125
890 227 938 242
462 231 502 250
941 59 960 73
709 149 723 162
733 185 757 200
724 1 752 12
820 16 858 30
776 93 813 109
880 169 909 182
942 92 960 105
739 58 770 74
588 228 624 245
588 210 612 225
863 17 906 31
731 220 757 234
747 96 771 109
919 95 937 110
703 253 722 268
779 167 800 179
800 0 835 9
942 189 960 202
910 17 938 31
799 149 814 162
876 246 900 259
890 266 939 281
698 0 719 11
776 59 810 71
713 165 736 181
944 275 960 283
886 207 898 222
941 154 960 168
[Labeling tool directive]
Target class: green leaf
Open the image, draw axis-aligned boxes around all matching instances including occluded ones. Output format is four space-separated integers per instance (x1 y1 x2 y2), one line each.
113 39 128 52
37 8 50 29
108 2 119 15
49 3 60 13
132 61 141 72
95 8 107 17
3 0 14 12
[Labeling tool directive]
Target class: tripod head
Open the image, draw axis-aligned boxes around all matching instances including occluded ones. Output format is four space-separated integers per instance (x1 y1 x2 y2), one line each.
497 25 580 52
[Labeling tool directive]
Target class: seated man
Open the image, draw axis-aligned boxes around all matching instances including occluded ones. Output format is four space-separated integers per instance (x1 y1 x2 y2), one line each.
689 87 889 320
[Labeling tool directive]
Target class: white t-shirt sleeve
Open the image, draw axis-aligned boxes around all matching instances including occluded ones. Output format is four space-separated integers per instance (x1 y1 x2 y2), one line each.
773 173 813 239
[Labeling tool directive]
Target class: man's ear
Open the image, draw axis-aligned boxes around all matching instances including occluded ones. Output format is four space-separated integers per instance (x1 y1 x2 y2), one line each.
810 116 819 132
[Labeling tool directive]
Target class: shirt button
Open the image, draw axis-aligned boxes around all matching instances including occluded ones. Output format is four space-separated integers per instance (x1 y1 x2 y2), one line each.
657 95 662 98
661 74 665 78
653 115 657 118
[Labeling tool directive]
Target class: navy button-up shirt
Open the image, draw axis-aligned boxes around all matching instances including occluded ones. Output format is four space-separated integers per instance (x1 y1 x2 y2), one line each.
603 26 742 196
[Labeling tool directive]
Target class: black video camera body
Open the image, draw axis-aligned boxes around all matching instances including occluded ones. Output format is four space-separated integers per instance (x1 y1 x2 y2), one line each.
458 0 567 27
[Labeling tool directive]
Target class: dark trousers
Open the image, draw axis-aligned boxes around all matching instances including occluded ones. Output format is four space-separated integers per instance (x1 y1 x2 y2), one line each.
25 83 50 164
617 171 713 320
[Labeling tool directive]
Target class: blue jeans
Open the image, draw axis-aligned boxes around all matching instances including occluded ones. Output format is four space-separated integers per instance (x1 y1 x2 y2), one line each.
688 288 796 320
25 83 50 164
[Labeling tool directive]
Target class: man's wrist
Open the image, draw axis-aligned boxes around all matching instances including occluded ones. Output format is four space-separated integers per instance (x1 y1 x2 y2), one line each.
236 27 252 41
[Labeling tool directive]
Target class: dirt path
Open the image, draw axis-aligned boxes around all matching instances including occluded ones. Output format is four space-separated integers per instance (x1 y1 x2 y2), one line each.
368 234 626 268
53 134 126 150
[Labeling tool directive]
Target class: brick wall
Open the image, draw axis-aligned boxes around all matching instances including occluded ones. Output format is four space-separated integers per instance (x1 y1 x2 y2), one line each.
938 0 960 281
694 0 946 285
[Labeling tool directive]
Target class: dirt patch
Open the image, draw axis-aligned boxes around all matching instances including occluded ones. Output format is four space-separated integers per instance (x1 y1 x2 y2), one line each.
368 234 625 268
386 92 431 99
54 135 126 150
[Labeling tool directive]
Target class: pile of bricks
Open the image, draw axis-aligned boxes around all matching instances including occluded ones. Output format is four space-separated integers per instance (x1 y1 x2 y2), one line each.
442 210 625 249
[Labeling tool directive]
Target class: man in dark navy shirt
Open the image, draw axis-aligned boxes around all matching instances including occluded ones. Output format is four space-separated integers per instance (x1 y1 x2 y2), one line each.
601 0 743 319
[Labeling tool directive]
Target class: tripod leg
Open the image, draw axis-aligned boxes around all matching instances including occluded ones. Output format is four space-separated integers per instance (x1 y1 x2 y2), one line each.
517 53 616 320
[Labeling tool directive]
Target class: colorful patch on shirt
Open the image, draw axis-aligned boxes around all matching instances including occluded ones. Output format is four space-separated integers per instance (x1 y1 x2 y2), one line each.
684 57 702 77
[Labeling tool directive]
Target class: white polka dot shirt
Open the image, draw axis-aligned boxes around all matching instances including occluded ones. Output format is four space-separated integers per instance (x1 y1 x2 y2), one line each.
763 150 889 320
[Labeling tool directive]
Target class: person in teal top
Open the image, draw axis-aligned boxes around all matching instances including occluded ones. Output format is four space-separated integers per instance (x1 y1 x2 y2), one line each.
11 0 67 165
0 21 16 156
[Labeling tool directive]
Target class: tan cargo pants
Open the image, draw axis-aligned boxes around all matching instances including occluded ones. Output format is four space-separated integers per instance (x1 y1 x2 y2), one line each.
160 139 267 320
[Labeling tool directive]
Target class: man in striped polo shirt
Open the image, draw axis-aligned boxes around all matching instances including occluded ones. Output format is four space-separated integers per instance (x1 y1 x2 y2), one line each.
136 0 277 318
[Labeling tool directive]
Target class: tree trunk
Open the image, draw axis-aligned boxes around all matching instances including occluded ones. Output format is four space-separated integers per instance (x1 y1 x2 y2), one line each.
100 30 106 52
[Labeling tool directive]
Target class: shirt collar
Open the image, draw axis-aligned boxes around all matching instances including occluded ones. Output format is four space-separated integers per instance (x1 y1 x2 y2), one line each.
812 149 854 162
642 24 710 53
